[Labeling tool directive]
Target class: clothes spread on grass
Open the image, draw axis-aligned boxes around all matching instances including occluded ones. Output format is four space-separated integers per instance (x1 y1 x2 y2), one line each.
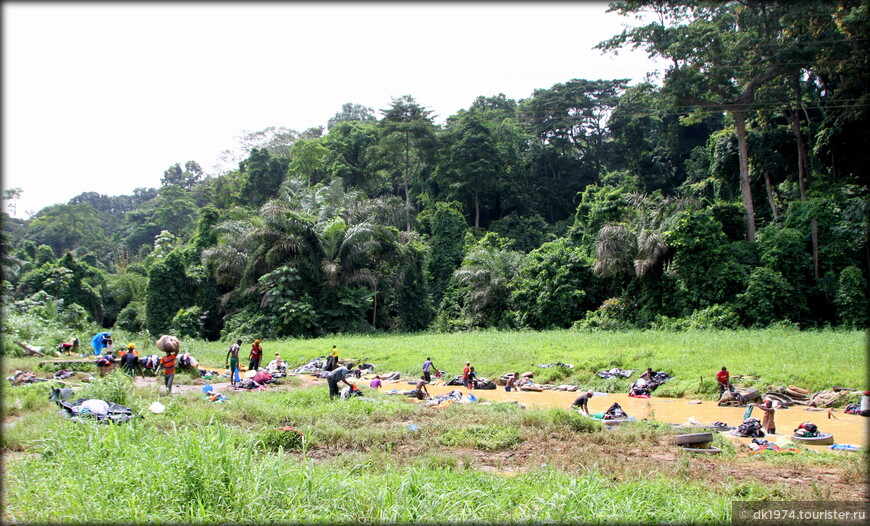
423 390 477 408
52 369 74 380
735 418 765 437
603 402 628 420
49 387 74 402
7 371 49 386
537 362 574 369
57 398 136 424
289 357 328 375
596 368 634 379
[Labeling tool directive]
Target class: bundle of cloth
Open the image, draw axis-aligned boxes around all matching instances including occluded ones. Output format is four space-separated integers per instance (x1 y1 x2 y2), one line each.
177 352 198 368
735 418 765 437
793 422 819 438
603 402 628 420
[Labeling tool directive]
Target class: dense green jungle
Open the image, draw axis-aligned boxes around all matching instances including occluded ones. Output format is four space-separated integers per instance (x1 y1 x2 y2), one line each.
2 1 868 352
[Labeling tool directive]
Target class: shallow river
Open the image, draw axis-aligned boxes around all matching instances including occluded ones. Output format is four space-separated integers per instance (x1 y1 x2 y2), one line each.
381 380 869 448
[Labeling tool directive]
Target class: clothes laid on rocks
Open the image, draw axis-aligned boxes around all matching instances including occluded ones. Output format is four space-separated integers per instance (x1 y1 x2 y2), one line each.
177 352 198 368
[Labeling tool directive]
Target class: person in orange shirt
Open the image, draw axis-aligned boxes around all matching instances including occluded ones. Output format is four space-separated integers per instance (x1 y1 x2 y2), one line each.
462 361 471 389
157 351 177 394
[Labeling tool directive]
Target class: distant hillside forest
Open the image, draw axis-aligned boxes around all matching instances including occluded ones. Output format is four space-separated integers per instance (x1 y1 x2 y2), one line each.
2 1 868 340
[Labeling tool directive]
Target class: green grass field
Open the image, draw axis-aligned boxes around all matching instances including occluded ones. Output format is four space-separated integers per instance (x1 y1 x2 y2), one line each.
3 328 867 523
171 328 867 397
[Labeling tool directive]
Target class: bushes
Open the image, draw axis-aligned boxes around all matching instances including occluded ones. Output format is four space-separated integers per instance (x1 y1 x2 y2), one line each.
77 371 135 407
439 424 520 450
257 426 306 451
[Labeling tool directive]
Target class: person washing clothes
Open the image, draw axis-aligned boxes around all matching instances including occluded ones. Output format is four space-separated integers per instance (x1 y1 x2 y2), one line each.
326 362 354 400
751 400 777 434
716 366 732 397
422 357 435 383
505 372 519 392
369 375 382 389
571 391 594 415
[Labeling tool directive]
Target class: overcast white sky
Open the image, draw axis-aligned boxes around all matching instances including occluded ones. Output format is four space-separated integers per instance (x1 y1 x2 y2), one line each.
3 2 664 218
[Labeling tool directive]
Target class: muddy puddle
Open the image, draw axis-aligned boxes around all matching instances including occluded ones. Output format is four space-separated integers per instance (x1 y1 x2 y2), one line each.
382 380 869 448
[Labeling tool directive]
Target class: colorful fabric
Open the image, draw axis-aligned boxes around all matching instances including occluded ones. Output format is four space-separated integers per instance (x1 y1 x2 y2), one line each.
159 354 176 376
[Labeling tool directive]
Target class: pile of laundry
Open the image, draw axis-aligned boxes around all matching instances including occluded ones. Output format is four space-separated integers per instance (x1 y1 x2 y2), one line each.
7 371 49 386
177 352 199 368
537 362 574 369
734 418 765 437
198 369 225 380
596 368 634 379
201 384 228 402
57 398 137 424
231 370 276 391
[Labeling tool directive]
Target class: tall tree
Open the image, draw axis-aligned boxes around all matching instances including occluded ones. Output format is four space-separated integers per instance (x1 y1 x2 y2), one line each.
600 1 829 241
379 95 437 218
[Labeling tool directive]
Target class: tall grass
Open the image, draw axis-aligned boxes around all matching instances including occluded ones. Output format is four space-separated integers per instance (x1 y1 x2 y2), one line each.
4 420 734 523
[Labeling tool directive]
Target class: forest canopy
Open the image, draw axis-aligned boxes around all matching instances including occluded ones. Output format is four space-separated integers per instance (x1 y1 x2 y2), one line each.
2 1 867 342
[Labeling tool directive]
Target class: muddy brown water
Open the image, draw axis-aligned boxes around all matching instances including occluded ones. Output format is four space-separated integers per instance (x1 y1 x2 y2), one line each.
380 380 869 448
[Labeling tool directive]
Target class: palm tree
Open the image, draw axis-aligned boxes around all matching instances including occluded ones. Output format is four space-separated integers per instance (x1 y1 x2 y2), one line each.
453 245 523 328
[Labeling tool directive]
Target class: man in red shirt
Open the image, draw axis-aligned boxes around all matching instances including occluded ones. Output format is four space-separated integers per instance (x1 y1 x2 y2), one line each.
716 367 731 398
462 361 471 389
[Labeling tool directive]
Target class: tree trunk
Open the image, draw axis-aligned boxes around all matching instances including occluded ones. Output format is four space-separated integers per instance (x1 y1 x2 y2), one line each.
474 192 480 235
733 111 756 242
763 170 779 221
371 286 378 329
789 109 820 278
